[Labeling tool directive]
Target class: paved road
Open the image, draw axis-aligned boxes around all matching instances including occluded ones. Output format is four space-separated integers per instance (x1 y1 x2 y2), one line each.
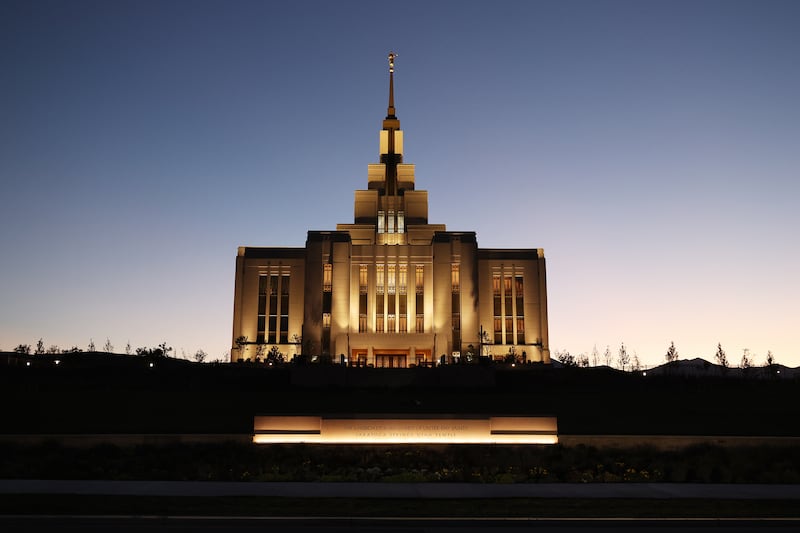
1 517 799 532
2 480 800 499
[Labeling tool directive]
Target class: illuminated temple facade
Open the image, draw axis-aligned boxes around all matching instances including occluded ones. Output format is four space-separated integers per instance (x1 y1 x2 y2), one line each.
232 54 550 366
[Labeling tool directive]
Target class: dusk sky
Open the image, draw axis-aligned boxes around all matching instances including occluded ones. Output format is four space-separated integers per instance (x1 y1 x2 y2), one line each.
1 0 798 367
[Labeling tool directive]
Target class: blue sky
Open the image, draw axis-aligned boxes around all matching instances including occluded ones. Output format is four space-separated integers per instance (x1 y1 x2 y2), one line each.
1 0 798 366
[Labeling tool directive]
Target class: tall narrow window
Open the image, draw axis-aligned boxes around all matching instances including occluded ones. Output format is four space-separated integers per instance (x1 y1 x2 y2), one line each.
415 265 424 333
398 265 407 295
322 312 331 354
377 210 385 234
376 264 384 333
493 274 502 345
451 264 461 353
515 275 525 345
257 275 267 343
387 264 396 332
387 210 395 233
397 211 405 234
387 265 396 295
323 264 332 292
359 265 368 333
398 265 407 333
504 276 513 344
280 274 290 343
322 264 332 352
268 275 279 343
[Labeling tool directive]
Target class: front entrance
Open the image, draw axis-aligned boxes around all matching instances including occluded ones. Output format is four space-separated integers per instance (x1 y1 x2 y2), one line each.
375 353 408 368
350 350 368 367
414 349 432 367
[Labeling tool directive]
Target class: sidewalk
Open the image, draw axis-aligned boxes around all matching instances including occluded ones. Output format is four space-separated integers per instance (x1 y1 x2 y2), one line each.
2 480 799 499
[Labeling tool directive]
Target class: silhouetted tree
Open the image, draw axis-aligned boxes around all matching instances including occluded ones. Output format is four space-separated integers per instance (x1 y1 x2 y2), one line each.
46 345 60 355
591 344 599 366
603 345 612 366
715 342 728 368
557 350 577 367
617 342 630 371
88 339 96 352
255 344 266 361
577 353 589 367
266 345 284 365
157 342 172 358
766 350 775 367
665 341 679 363
125 341 132 355
194 349 207 363
235 335 248 361
35 339 45 355
103 338 113 353
14 344 31 355
740 348 752 369
632 352 642 372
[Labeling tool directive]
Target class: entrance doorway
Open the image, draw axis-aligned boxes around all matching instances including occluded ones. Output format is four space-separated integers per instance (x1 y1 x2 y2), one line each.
350 350 368 367
414 349 432 367
375 353 407 368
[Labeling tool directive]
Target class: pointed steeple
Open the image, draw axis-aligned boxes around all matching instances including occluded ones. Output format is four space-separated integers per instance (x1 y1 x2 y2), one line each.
386 51 397 118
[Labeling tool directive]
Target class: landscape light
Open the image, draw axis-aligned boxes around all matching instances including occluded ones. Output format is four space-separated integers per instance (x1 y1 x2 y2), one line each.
149 362 154 368
54 360 60 365
26 361 31 367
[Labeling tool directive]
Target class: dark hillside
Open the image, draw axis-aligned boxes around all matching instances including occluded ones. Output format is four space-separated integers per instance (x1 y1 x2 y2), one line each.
2 353 798 436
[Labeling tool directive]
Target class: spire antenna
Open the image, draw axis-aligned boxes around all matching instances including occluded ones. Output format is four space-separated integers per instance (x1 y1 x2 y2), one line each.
387 51 397 118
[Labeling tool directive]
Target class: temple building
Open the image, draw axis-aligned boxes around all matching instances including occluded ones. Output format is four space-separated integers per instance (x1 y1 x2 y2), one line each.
232 54 550 366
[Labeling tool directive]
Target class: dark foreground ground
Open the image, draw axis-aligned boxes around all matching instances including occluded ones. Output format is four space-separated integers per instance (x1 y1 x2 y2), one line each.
4 515 800 533
2 353 799 436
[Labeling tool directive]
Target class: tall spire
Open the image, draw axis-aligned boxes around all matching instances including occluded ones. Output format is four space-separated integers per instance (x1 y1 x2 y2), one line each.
387 51 396 118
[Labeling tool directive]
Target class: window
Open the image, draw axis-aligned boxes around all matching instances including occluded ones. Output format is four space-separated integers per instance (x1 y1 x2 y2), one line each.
323 264 332 292
280 274 290 343
415 265 424 332
387 210 395 234
359 265 368 333
504 276 513 321
377 210 385 234
269 275 279 343
398 211 405 233
515 276 525 345
376 264 384 332
451 264 460 352
257 275 267 343
398 265 407 295
376 264 384 293
387 265 396 294
493 274 502 344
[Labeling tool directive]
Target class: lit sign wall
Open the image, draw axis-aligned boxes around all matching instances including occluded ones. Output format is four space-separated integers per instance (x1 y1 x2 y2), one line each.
253 415 557 444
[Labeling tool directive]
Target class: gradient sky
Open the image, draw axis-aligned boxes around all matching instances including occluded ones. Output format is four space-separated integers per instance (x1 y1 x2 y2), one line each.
1 0 798 367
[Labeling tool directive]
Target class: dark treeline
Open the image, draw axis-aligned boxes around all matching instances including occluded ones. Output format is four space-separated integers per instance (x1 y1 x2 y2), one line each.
1 352 799 436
